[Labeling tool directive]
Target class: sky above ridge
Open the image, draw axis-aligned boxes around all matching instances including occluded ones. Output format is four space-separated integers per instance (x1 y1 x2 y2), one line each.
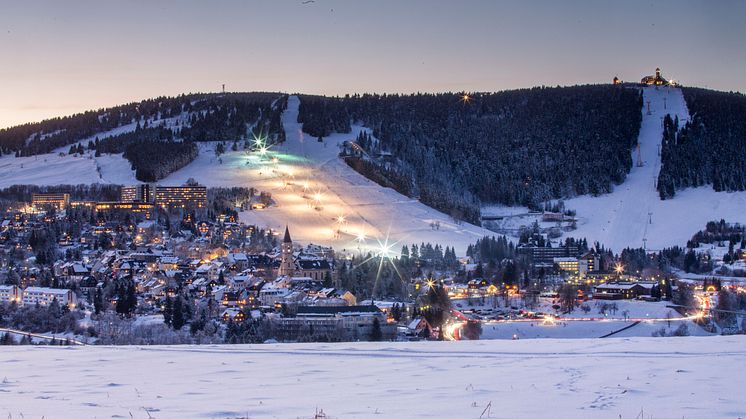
1 0 744 128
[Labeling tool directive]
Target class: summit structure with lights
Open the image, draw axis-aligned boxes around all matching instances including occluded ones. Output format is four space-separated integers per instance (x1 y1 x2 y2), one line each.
641 67 675 86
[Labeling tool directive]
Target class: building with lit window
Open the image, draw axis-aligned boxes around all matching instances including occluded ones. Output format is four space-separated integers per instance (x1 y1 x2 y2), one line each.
554 257 581 275
32 193 69 211
641 67 673 86
95 201 154 220
0 285 21 304
21 287 77 308
519 244 579 266
69 201 95 209
155 186 207 210
121 184 153 202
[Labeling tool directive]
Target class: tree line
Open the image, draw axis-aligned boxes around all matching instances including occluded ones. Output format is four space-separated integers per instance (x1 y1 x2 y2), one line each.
658 88 746 198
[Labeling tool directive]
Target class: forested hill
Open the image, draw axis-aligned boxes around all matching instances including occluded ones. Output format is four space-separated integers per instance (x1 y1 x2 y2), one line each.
0 92 287 182
658 88 746 199
299 85 642 223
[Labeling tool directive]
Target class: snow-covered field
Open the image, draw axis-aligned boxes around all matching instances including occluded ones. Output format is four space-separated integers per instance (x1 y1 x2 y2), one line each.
1 337 744 418
163 96 494 254
454 298 712 339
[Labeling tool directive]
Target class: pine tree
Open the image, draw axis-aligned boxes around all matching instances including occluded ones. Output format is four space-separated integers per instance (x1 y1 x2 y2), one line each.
125 283 137 317
163 296 173 326
94 287 103 315
369 317 383 341
172 296 185 330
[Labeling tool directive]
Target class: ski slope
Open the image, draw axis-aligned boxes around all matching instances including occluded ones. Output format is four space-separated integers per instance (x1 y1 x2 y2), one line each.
0 112 191 188
0 151 136 188
562 86 746 252
163 96 493 255
1 337 744 418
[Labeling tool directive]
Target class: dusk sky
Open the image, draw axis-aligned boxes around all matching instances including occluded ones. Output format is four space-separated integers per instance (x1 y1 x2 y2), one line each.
2 0 744 128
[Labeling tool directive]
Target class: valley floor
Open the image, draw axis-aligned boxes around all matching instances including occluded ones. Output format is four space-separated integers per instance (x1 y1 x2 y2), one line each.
1 336 744 418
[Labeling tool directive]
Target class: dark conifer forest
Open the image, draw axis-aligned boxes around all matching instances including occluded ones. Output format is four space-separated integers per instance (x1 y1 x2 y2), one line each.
299 85 642 223
658 88 746 199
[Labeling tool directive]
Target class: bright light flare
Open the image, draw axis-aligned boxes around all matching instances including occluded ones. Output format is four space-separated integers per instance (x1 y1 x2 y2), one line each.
253 132 266 147
377 240 394 258
614 263 624 274
356 231 366 243
443 322 464 341
336 215 346 224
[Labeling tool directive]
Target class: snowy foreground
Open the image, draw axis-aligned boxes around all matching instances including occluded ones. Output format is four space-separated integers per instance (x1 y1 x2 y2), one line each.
2 337 745 418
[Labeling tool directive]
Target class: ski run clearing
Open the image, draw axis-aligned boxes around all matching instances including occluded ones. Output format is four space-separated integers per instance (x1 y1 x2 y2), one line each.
3 87 746 253
1 336 744 418
486 86 746 252
161 95 494 255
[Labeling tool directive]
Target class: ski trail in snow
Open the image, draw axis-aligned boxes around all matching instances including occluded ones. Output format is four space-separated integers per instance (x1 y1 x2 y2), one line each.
220 95 495 254
564 86 701 252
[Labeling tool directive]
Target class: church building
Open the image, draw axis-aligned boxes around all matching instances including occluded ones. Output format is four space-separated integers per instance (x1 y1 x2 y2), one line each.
277 226 333 281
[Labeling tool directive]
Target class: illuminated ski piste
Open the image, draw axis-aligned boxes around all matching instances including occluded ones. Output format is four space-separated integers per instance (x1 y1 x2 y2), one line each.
163 95 493 255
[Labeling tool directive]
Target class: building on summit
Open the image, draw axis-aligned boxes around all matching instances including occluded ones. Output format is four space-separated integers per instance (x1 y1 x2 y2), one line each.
641 67 674 86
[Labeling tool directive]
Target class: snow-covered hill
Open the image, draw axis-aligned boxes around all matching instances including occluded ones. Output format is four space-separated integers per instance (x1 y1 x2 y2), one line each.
0 151 136 187
564 86 746 251
162 96 494 254
1 337 744 418
0 112 191 188
5 87 746 253
486 86 746 252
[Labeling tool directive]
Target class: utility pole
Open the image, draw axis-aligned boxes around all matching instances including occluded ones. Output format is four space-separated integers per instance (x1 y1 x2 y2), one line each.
222 84 225 94
663 97 667 110
647 101 652 115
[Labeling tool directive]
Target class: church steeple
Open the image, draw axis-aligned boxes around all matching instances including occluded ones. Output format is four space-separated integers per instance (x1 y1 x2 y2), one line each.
278 225 295 277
